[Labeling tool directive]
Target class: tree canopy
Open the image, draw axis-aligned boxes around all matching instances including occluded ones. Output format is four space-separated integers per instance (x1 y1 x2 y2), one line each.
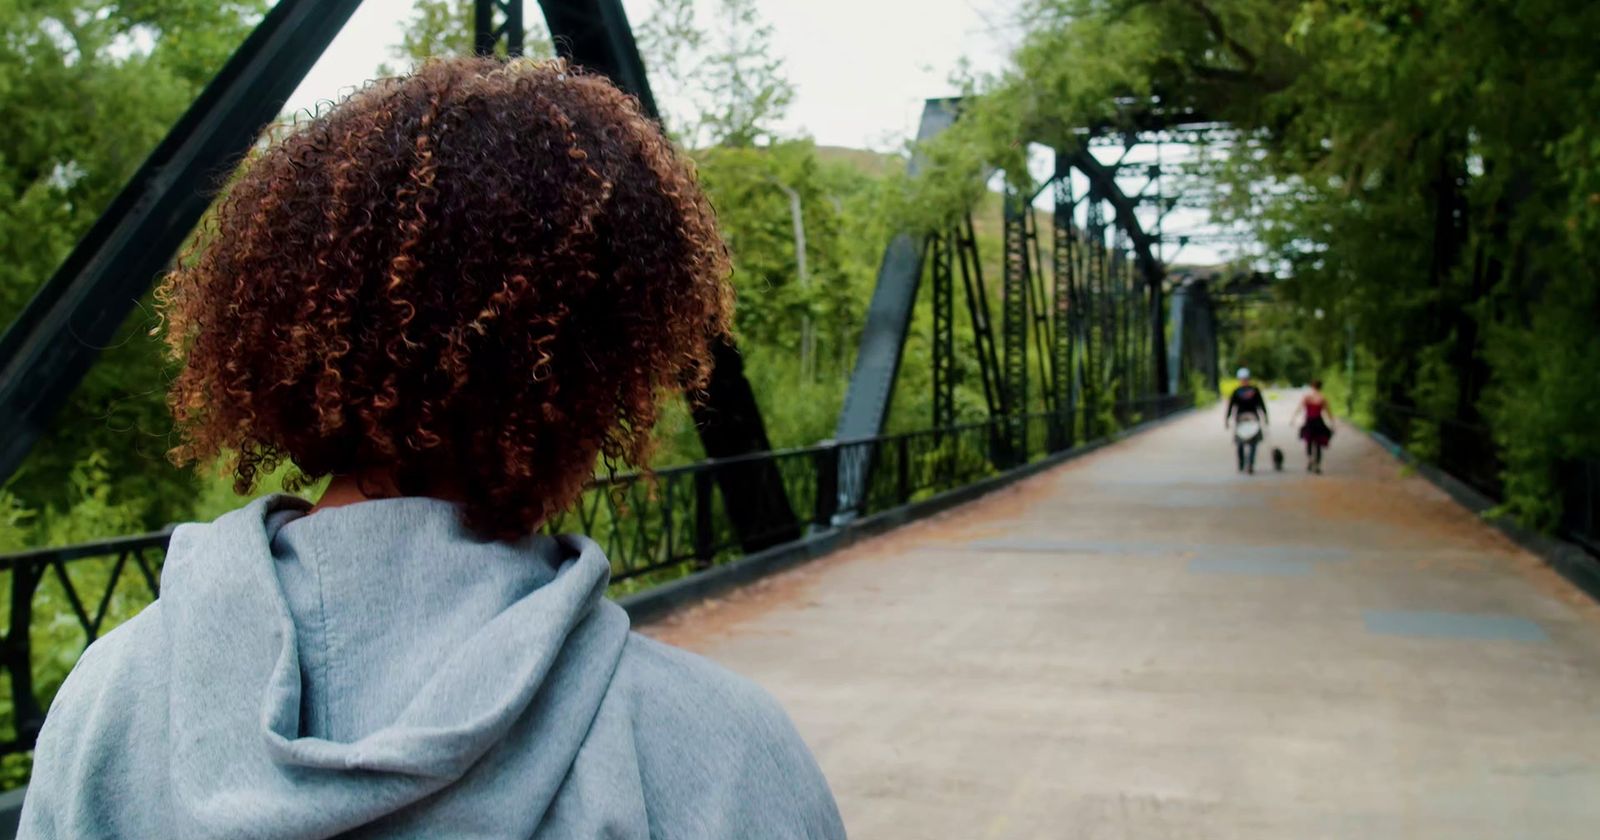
906 0 1600 527
1 0 267 531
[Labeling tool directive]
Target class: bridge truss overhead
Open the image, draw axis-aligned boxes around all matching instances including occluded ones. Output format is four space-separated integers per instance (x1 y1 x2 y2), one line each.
837 104 1223 501
0 0 799 552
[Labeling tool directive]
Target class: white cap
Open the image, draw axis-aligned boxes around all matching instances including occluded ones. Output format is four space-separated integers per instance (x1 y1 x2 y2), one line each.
1236 367 1251 380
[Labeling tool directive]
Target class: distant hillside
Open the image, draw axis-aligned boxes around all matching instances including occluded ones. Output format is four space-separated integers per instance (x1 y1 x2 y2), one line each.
814 145 905 178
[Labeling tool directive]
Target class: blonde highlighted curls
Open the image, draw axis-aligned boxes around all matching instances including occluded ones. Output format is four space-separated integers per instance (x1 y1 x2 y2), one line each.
159 57 733 538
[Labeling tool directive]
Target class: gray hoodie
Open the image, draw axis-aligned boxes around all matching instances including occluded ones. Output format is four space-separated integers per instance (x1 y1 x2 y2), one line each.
19 496 844 838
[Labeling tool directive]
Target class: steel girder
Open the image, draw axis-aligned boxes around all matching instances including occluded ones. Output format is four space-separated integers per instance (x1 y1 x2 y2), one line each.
955 217 1004 422
537 0 657 116
475 0 526 56
531 0 797 549
0 1 796 551
0 0 366 488
1051 170 1080 448
1000 191 1031 464
834 99 962 445
1168 277 1221 393
929 234 955 429
1067 147 1170 396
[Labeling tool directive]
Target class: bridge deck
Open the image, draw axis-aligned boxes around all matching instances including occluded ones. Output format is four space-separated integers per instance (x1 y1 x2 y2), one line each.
645 400 1600 839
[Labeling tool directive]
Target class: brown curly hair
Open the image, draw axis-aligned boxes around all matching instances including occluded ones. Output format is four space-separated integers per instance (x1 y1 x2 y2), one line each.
159 57 733 538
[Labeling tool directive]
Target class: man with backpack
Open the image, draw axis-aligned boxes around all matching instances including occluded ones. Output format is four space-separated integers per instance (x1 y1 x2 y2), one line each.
1225 368 1269 474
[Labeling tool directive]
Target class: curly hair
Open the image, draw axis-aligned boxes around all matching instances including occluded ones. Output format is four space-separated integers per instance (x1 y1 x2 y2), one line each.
159 57 733 538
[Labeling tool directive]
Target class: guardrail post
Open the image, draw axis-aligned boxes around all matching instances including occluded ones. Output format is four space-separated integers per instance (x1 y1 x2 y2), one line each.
1585 460 1596 539
897 436 911 504
693 470 715 567
813 444 840 527
5 560 43 748
1584 460 1597 541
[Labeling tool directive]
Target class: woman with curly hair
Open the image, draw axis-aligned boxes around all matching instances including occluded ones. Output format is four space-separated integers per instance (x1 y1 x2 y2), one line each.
20 57 843 839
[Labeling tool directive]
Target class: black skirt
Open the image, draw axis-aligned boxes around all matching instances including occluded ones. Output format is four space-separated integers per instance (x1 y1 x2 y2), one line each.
1300 416 1333 447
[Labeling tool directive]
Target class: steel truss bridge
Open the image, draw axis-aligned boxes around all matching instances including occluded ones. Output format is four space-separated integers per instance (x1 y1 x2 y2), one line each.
0 0 1233 759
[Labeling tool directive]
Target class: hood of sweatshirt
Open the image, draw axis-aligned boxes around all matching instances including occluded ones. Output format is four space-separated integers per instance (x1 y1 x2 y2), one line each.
21 494 850 840
158 495 629 836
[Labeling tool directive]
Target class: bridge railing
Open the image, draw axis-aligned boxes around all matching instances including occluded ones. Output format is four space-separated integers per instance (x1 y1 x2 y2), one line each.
1374 401 1599 555
0 393 1191 757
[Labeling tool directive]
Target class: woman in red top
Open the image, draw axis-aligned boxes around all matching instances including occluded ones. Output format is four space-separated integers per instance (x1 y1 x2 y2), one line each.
1292 380 1336 473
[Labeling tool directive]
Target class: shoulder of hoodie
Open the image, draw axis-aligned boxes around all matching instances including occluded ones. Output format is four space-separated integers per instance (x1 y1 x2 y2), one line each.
22 601 168 831
42 513 222 732
612 631 808 754
38 601 168 745
609 632 841 822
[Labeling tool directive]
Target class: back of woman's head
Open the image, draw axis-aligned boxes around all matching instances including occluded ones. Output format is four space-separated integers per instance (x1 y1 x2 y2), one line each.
159 57 733 539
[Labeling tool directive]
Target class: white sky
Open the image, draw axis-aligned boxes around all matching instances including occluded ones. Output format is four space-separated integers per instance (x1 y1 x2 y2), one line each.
282 0 1239 265
286 0 1022 151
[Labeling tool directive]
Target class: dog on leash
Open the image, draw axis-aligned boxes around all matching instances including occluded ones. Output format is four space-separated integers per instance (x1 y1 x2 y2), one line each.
1271 447 1285 471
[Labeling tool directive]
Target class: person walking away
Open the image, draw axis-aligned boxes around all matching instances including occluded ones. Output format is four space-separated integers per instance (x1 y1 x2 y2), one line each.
1225 368 1269 474
19 57 844 839
1292 379 1336 474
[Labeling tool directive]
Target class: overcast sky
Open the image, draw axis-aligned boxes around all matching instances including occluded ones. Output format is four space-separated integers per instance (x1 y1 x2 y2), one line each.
286 0 1023 151
282 0 1239 265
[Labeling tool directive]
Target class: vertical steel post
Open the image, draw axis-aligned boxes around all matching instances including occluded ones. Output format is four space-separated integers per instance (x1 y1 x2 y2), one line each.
474 0 495 54
5 561 42 747
1084 192 1106 437
1109 242 1125 408
956 215 1003 421
692 470 715 565
1025 202 1056 420
1001 189 1030 464
930 233 956 429
504 0 525 56
1168 281 1187 396
1346 320 1357 417
1051 165 1077 449
812 445 840 527
897 436 911 504
475 0 526 57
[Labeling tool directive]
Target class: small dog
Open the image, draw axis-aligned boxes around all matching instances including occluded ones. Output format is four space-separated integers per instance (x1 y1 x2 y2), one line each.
1271 447 1285 471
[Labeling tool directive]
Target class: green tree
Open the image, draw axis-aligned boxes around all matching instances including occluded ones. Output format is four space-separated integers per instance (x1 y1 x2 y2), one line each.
634 0 701 139
693 142 889 447
1 1 268 533
907 0 1600 528
688 0 793 148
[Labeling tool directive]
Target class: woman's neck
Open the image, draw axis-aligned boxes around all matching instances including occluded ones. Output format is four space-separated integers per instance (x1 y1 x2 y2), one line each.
312 472 401 514
311 471 462 515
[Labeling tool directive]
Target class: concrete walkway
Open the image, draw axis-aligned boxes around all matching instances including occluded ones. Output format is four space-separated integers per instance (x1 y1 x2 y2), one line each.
644 397 1600 839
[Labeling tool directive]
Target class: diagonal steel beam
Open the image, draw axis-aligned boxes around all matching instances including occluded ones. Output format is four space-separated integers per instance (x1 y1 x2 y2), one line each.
835 98 963 445
535 0 798 549
537 0 659 117
1068 148 1170 393
0 0 365 488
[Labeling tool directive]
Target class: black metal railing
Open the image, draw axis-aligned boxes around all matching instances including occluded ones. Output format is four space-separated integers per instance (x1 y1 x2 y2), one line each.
0 394 1191 758
1557 459 1600 556
1 532 168 754
1373 402 1506 500
1374 401 1600 554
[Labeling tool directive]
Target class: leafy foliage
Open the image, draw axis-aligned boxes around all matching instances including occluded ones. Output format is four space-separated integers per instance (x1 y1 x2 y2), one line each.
634 0 795 148
906 0 1600 528
0 0 902 545
1 1 267 536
